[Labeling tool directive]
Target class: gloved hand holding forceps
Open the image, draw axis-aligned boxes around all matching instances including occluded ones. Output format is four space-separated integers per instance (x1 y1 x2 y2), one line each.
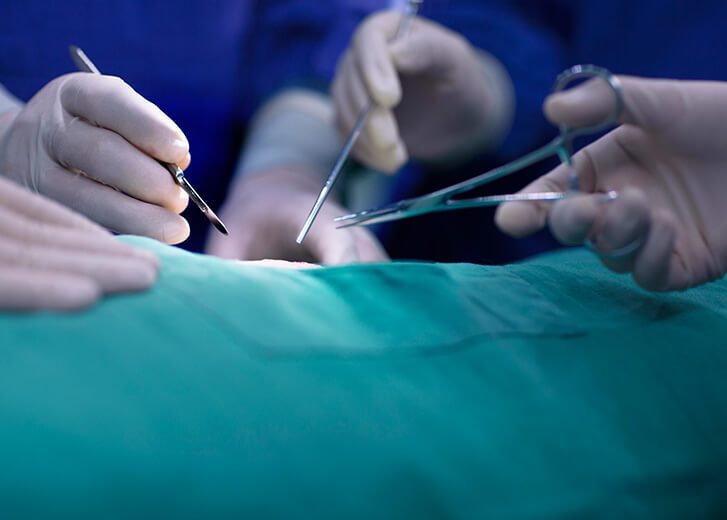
496 76 727 291
332 10 513 173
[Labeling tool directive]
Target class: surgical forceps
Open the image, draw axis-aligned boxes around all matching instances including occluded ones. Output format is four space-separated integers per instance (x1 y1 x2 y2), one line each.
68 46 229 235
296 0 424 244
334 65 623 228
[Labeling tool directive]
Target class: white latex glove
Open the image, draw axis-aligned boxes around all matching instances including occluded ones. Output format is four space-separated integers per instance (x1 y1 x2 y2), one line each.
206 169 389 264
496 76 727 291
0 74 191 244
0 176 159 311
332 10 511 173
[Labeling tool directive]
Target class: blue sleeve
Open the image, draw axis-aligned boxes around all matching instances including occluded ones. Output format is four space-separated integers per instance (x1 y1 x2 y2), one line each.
241 1 385 118
422 0 571 159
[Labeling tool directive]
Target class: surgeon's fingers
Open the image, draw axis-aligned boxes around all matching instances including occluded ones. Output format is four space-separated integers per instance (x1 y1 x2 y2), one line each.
0 236 158 294
632 209 678 291
493 134 629 239
553 189 679 291
589 188 650 274
548 194 602 246
51 116 188 213
350 43 407 169
40 166 190 244
544 77 619 129
353 11 403 108
495 152 595 237
334 55 406 173
544 76 684 133
0 175 106 235
334 54 385 166
355 107 407 173
59 73 189 165
0 204 159 266
0 267 100 311
363 107 407 173
352 52 407 172
389 28 453 77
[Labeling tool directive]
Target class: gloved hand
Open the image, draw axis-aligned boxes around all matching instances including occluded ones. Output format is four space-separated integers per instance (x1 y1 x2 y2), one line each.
0 73 191 244
206 169 389 264
332 10 511 173
496 76 727 291
0 176 159 311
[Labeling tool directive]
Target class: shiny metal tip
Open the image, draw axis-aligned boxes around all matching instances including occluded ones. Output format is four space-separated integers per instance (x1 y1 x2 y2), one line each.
296 201 322 244
206 208 229 235
295 226 309 245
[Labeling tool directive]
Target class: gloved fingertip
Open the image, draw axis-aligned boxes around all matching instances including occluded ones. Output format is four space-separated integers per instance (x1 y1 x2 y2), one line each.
368 109 399 147
178 185 190 210
371 75 402 108
549 196 600 245
166 138 190 163
632 209 677 292
164 186 190 214
544 78 616 128
161 216 190 245
495 202 544 238
389 37 428 76
391 142 408 173
372 142 407 174
136 262 159 289
60 279 101 311
543 90 578 125
124 262 159 291
99 259 158 293
179 152 192 170
128 247 161 271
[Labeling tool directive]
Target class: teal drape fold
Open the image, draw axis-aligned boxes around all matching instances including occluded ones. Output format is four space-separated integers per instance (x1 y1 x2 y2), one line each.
0 237 725 517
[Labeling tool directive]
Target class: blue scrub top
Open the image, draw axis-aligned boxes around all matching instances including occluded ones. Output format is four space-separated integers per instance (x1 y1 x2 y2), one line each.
0 0 386 249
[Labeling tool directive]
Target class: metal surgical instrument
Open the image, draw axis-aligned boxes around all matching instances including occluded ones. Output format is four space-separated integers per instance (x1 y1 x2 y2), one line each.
334 65 624 228
69 45 229 235
296 0 424 244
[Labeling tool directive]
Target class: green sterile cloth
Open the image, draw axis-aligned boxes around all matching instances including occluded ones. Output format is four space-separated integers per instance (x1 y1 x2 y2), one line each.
0 237 725 517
